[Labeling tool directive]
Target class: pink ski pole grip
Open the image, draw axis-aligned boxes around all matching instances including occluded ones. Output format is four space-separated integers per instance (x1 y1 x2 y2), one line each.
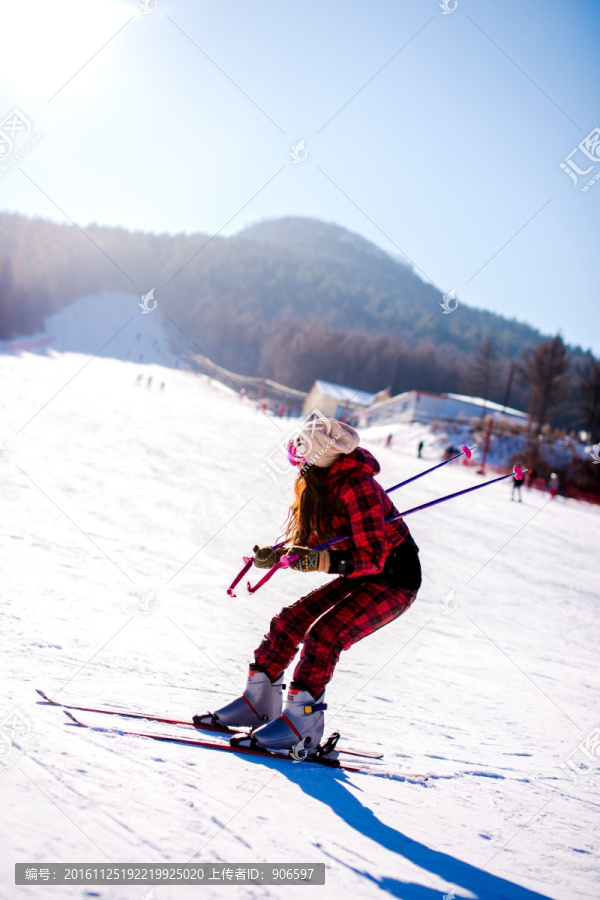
280 553 300 568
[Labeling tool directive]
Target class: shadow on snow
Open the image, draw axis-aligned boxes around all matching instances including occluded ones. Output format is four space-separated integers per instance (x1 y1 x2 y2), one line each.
240 754 552 900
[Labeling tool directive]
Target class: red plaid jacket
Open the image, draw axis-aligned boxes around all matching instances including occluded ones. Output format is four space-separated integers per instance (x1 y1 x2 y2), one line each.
308 447 410 577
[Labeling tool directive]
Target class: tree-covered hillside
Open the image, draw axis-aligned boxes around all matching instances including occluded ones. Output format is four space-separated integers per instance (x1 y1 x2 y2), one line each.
0 212 596 430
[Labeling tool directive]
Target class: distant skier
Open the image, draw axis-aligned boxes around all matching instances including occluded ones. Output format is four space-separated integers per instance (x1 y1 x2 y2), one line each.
417 439 424 458
196 418 422 755
548 472 559 499
386 433 393 447
511 477 522 502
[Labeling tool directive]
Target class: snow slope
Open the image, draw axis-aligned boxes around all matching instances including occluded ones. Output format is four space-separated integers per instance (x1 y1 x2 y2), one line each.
1 350 598 900
0 291 188 369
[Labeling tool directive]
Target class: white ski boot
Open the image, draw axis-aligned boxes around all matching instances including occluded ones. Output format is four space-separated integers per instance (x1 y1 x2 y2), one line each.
193 669 284 729
233 686 326 754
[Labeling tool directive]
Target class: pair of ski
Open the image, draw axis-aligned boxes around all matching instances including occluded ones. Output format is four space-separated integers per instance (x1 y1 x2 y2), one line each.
36 690 427 780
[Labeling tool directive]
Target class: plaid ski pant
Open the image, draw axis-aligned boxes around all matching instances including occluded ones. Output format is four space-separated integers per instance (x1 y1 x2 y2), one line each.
253 576 418 700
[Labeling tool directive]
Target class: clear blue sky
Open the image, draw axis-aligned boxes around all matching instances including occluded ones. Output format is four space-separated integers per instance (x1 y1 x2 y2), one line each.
0 0 599 353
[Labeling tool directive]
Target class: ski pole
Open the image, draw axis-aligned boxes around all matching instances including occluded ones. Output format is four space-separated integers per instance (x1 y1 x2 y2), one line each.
230 444 474 595
246 466 525 593
385 444 475 493
386 465 526 522
226 557 254 597
303 465 527 550
228 540 290 596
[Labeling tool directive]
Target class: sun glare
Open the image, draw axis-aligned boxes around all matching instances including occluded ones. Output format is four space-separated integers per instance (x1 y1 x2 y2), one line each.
0 0 134 102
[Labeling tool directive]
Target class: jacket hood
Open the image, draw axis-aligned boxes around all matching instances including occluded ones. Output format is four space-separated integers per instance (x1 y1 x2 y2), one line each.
327 446 381 480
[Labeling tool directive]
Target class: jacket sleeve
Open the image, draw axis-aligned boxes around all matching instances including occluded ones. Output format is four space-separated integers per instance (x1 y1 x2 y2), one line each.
335 476 390 576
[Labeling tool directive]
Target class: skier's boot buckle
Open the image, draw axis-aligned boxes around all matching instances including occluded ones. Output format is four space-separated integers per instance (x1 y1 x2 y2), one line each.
314 732 341 765
230 732 259 750
193 712 220 728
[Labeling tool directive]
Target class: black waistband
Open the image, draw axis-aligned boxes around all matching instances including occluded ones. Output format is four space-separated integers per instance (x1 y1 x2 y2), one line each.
393 534 419 557
328 534 421 588
376 535 421 590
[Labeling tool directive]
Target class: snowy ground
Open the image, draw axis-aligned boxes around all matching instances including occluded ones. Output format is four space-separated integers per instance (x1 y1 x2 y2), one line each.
0 292 187 369
1 350 599 900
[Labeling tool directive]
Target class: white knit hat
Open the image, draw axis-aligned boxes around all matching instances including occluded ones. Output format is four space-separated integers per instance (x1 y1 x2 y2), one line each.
290 417 360 468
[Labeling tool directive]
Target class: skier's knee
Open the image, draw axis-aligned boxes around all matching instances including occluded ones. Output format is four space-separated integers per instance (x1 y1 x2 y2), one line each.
304 625 344 657
270 606 295 634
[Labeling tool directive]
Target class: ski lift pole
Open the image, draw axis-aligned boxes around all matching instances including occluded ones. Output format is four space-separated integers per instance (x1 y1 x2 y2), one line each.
478 418 494 476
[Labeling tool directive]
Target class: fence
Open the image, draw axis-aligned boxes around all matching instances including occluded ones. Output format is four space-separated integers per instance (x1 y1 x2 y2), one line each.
188 353 307 414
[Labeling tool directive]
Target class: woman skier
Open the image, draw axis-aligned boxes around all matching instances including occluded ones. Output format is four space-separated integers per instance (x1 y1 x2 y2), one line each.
195 417 422 756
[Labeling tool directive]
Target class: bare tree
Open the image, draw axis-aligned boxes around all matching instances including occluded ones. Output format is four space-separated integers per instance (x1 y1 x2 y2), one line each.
0 257 17 339
578 358 600 434
464 338 500 411
523 335 570 434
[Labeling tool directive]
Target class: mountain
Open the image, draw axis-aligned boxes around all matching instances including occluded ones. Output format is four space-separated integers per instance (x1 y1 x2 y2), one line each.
233 216 546 355
0 212 594 425
238 216 394 260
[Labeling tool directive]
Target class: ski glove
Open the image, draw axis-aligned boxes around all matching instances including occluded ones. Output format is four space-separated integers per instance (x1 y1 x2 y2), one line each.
286 546 331 573
252 545 285 569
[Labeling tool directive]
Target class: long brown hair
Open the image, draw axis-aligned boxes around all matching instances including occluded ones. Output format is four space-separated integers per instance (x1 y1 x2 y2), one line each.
281 464 340 546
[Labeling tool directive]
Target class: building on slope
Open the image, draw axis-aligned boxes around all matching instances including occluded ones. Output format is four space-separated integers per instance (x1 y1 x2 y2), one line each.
302 380 390 424
358 390 528 428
